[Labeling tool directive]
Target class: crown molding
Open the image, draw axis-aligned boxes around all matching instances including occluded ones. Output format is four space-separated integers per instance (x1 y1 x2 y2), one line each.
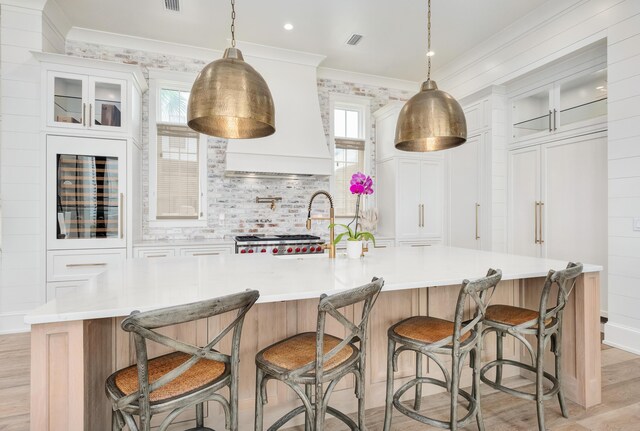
317 67 419 92
66 27 326 67
0 0 46 11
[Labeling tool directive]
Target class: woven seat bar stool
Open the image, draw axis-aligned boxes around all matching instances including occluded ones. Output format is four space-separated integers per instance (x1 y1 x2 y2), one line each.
254 277 384 431
105 289 260 431
480 262 583 431
383 269 503 431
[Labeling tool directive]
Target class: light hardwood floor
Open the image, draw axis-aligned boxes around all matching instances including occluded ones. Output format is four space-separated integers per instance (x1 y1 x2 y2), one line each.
1 333 638 430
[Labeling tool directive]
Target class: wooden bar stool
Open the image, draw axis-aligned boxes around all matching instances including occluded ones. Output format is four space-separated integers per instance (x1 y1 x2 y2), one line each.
105 289 259 431
480 262 583 431
254 277 384 430
383 269 502 431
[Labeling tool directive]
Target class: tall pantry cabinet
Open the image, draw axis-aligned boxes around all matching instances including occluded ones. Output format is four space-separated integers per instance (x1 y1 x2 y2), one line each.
507 43 608 314
374 102 445 247
36 52 147 301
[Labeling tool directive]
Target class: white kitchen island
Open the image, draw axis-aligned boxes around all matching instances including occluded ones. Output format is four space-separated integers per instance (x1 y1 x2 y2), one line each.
25 246 602 430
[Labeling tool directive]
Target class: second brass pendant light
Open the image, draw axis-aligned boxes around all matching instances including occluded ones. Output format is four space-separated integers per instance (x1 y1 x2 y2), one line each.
187 0 276 139
395 0 467 152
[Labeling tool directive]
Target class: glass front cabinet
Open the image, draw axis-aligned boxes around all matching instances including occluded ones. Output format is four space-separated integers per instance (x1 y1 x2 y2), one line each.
48 71 126 132
511 67 607 143
47 135 127 249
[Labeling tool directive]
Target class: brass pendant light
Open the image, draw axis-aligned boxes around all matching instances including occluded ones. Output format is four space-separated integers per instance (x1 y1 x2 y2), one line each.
395 0 467 152
187 0 275 139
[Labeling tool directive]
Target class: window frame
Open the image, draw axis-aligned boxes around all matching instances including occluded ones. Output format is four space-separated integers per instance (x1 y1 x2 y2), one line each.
149 73 208 227
329 94 372 218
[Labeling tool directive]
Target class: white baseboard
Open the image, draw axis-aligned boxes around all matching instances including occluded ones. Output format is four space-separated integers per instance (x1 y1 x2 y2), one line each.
0 313 30 335
604 321 640 356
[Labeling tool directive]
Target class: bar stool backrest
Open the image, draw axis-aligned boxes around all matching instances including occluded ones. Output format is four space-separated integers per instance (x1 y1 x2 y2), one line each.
445 269 503 351
290 277 384 379
117 290 260 417
538 262 583 329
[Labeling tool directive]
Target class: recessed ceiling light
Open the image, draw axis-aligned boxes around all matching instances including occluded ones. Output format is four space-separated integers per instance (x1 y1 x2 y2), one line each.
426 51 435 57
284 23 294 31
596 86 605 90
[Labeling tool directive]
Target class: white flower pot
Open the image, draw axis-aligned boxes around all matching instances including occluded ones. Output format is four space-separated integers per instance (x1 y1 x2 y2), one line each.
346 240 363 259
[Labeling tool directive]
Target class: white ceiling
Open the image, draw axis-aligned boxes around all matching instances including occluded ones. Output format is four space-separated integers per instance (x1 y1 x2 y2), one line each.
55 0 548 81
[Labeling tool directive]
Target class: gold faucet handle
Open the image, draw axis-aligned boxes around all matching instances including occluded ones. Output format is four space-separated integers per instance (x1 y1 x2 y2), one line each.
305 218 312 230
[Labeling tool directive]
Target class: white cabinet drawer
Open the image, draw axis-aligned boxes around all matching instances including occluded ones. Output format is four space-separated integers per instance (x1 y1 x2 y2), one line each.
370 239 395 249
179 246 233 257
47 280 89 301
135 248 176 259
47 249 126 282
397 239 440 248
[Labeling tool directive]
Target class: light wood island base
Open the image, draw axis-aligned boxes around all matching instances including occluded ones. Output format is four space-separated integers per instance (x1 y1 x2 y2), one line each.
30 273 601 430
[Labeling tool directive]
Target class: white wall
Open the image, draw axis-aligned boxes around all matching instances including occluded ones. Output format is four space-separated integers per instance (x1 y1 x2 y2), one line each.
0 1 46 333
437 0 640 354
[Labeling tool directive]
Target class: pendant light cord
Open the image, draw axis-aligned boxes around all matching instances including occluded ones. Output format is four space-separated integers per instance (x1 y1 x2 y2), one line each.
230 0 236 47
427 0 432 81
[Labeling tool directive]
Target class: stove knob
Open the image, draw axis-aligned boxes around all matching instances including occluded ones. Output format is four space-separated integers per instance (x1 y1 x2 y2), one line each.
248 249 254 254
302 247 307 253
272 248 279 254
287 247 293 253
261 249 267 253
317 247 323 253
310 247 315 252
240 249 247 254
295 247 301 253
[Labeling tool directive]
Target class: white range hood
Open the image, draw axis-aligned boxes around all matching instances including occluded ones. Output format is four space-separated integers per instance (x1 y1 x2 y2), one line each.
225 44 332 177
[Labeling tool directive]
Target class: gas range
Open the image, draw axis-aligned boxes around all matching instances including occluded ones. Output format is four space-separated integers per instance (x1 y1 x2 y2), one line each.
234 235 325 255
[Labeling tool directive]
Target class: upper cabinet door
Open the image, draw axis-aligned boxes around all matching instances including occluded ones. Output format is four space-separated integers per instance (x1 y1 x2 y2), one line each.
508 146 541 257
448 135 482 249
49 72 89 129
46 72 127 133
556 68 607 132
511 85 553 142
89 77 126 132
396 159 422 239
420 159 444 238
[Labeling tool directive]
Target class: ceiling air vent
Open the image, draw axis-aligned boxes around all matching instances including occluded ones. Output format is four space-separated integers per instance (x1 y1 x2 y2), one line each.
164 0 180 12
346 34 363 46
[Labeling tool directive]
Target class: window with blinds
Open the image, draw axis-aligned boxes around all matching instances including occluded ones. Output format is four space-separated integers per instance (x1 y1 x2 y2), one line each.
333 107 366 216
151 86 204 222
156 124 200 219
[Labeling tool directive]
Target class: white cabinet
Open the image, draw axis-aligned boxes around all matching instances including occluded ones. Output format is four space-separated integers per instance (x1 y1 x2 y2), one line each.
47 135 128 250
48 71 127 132
508 133 608 310
133 242 235 258
510 67 607 144
376 157 445 243
448 134 484 249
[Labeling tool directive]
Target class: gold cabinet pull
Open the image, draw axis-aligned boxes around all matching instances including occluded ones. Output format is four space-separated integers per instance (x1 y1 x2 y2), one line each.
548 110 552 132
539 201 544 244
82 103 87 126
66 263 107 268
418 204 421 227
534 201 539 244
421 204 425 228
475 203 480 240
120 193 125 239
89 104 93 127
192 252 220 256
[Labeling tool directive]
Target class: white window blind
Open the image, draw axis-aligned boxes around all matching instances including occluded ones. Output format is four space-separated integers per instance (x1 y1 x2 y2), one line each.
156 124 200 219
334 137 365 216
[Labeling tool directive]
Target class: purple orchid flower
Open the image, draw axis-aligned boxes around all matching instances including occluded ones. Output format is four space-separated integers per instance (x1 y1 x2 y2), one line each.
350 172 374 195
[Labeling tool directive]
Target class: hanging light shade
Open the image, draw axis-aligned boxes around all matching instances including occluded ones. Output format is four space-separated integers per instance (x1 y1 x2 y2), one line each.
395 0 466 152
395 79 466 151
187 0 275 139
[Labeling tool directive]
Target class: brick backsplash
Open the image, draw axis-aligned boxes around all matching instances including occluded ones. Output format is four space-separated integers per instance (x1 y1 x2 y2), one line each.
65 41 412 241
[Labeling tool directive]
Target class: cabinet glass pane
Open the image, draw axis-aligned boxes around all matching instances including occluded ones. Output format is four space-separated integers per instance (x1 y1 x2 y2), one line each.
559 69 607 128
512 88 550 139
54 77 83 125
94 81 122 127
56 154 119 239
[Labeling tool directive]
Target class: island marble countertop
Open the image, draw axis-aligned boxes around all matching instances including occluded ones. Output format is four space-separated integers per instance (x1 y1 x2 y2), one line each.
25 246 602 325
